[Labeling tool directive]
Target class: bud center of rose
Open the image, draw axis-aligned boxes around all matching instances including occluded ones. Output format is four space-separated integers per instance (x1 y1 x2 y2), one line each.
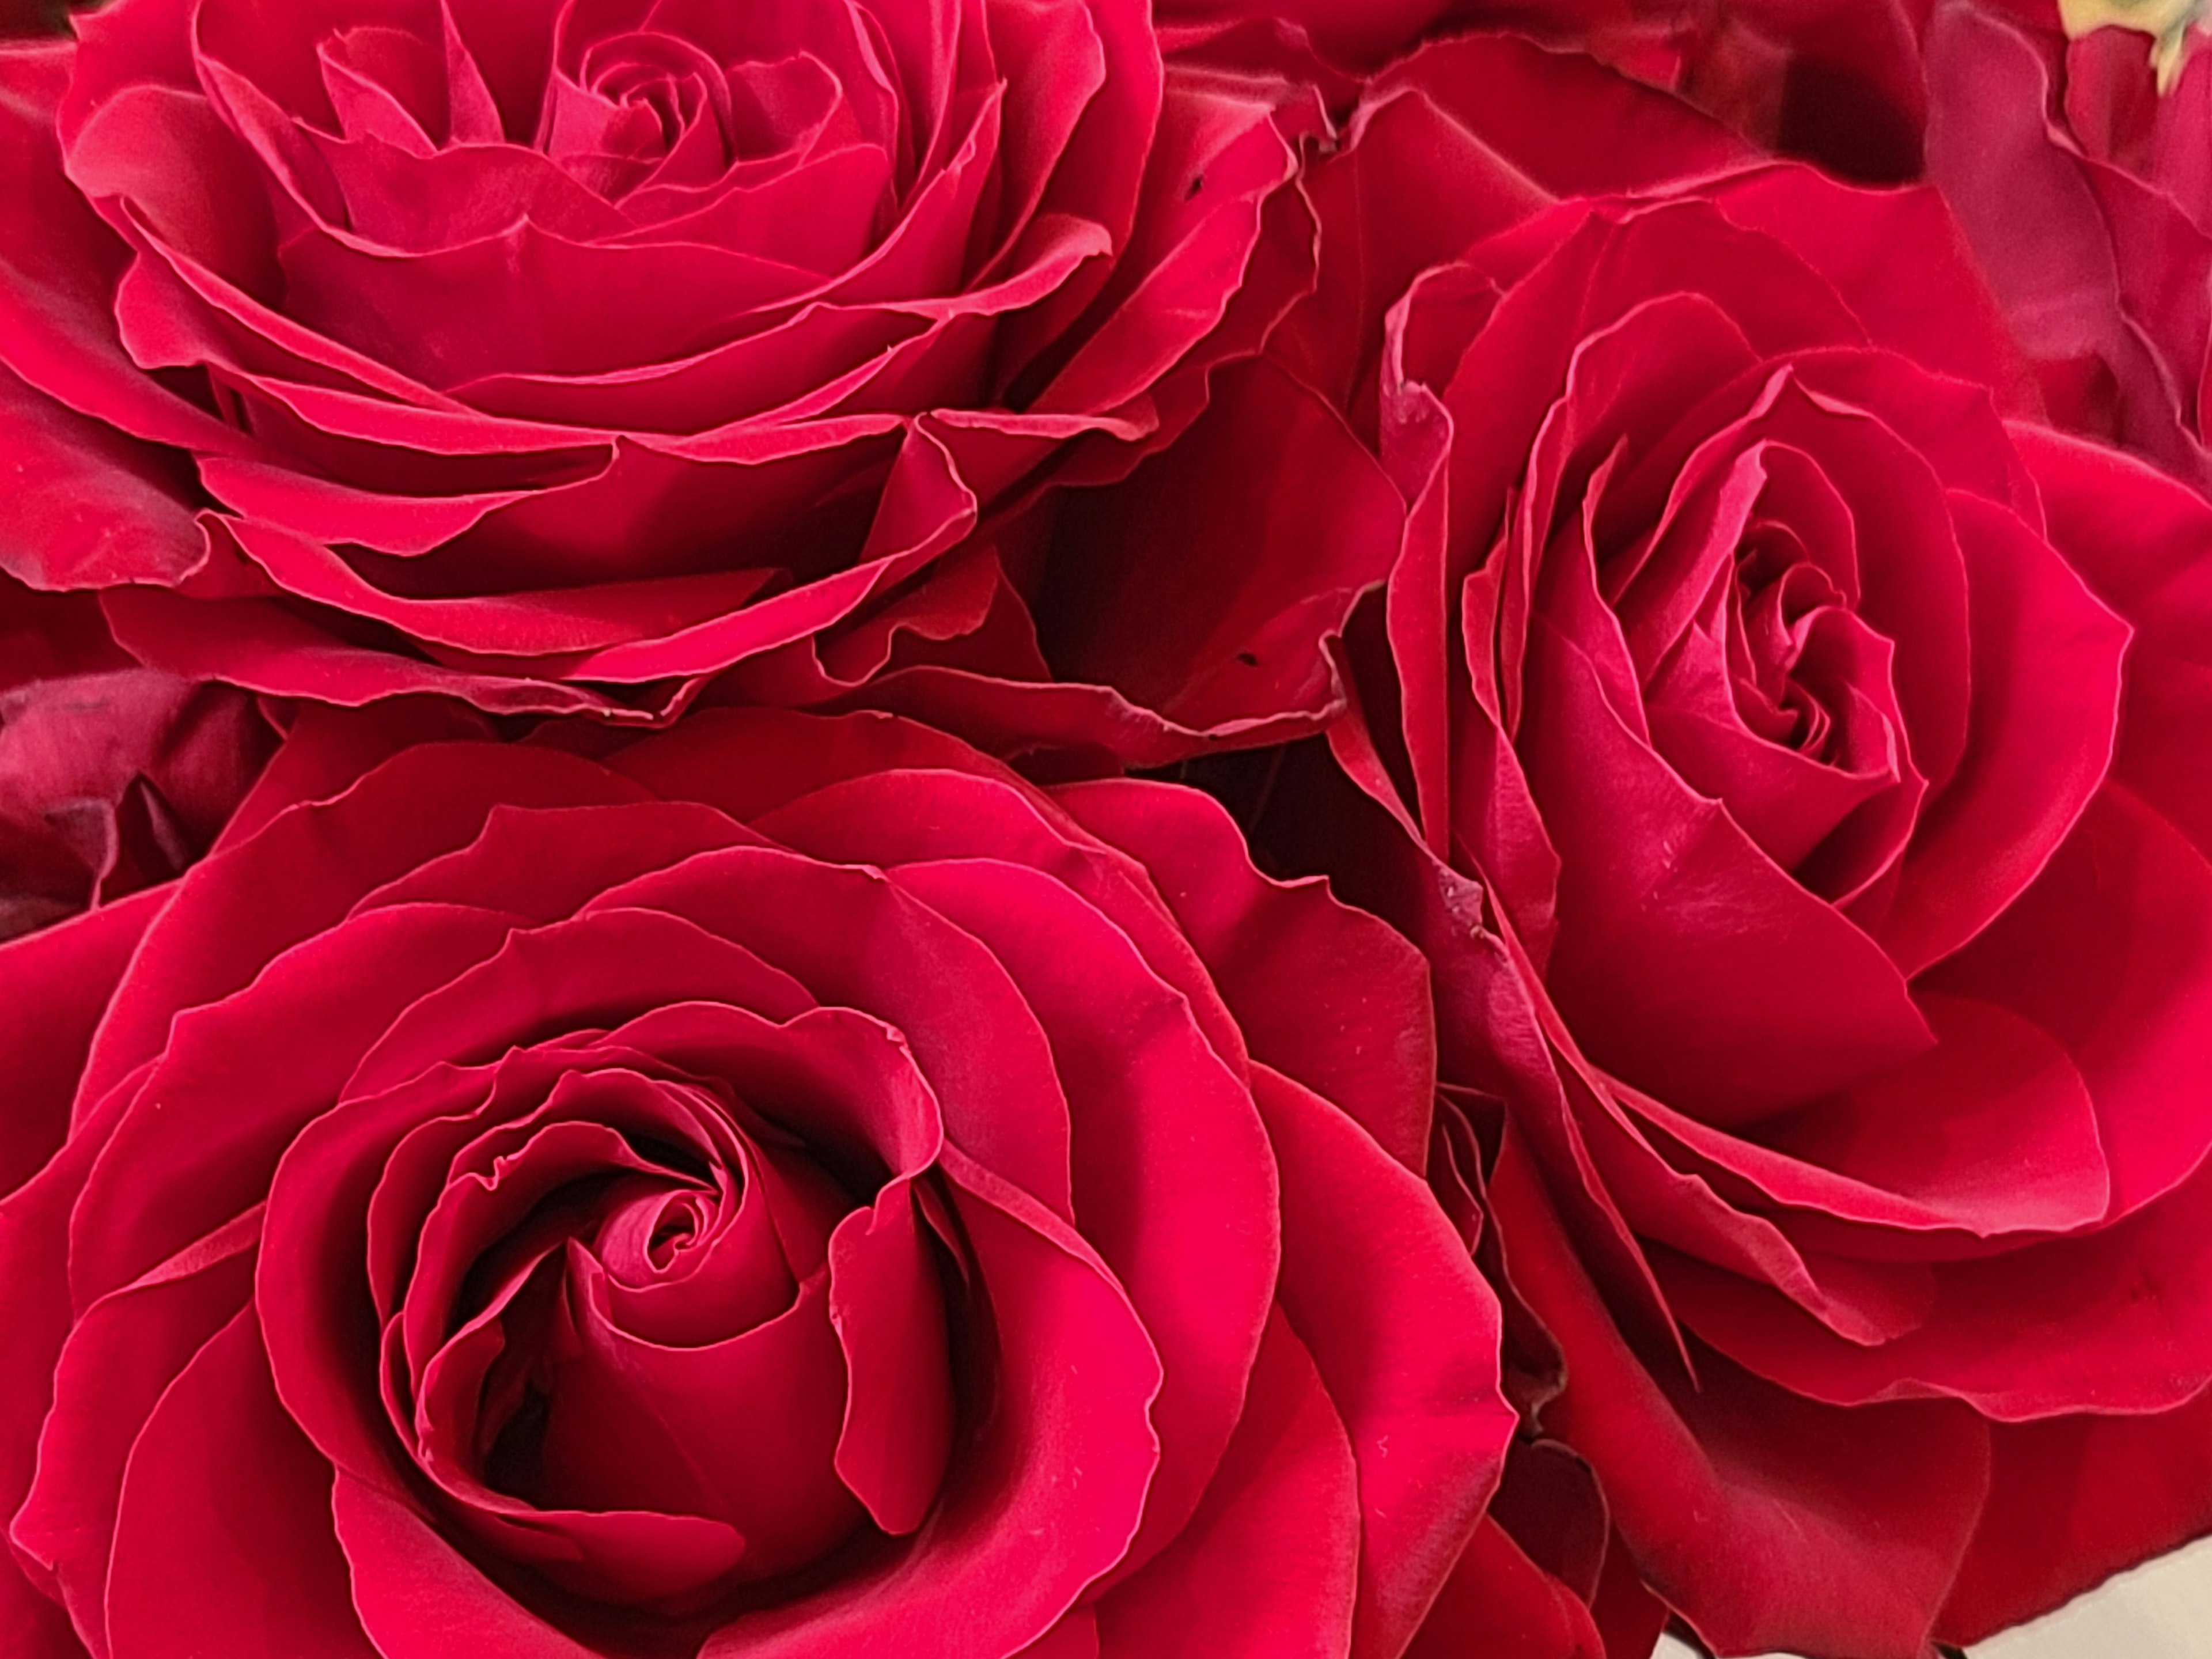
1601 410 1922 903
387 1064 893 1604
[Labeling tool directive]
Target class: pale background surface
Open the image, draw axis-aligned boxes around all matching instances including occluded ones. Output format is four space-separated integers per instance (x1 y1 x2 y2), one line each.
1652 1536 2212 1658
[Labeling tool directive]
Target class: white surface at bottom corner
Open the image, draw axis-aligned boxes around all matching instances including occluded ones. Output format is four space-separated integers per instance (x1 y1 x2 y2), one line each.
1650 1535 2212 1659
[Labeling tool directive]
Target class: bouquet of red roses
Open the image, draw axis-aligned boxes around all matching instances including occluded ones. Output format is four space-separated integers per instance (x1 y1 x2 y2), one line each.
3 2 2210 1656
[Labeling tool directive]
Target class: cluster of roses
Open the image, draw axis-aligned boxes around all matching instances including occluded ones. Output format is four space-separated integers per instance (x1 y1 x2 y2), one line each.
3 2 2210 1657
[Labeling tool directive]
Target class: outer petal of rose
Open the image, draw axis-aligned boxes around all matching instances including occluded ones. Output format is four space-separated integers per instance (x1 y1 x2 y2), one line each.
0 40 251 461
100 588 673 721
1018 1609 1099 1659
810 508 1351 761
104 1308 377 1659
1093 1306 1359 1658
0 1086 131 1659
1924 2 2209 481
1056 778 1438 1173
342 909 816 1101
1486 1124 1991 1659
0 885 159 1196
1937 1385 2212 1644
1256 1066 1517 1659
2015 422 2212 854
1709 166 2041 417
883 854 1277 1571
354 800 755 924
1027 66 1298 418
986 0 1158 372
1274 74 1555 418
76 741 639 1101
12 1206 255 1654
215 701 494 852
0 365 206 589
746 764 1252 1076
1641 991 2109 1240
1404 1519 1606 1659
1372 32 1750 199
66 902 518 1305
1927 785 2212 1219
1667 1116 2212 1419
1162 0 1628 69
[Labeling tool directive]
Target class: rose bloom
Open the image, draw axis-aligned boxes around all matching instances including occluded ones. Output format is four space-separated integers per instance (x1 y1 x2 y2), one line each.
1010 32 2212 1657
0 702 1517 1659
1927 1 2212 491
0 577 271 940
0 0 1316 720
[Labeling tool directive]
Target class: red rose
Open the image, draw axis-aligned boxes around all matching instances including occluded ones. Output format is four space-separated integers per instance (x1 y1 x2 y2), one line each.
0 0 1314 720
0 703 1513 1659
1122 36 2212 1657
0 576 271 940
1927 2 2212 490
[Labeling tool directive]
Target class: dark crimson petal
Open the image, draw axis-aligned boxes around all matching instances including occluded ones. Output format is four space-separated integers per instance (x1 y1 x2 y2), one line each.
101 587 673 721
213 702 493 849
1274 71 1555 421
1403 1519 1606 1659
354 800 757 925
1022 65 1301 418
1486 1123 1992 1659
607 704 1007 822
1020 359 1402 757
104 1308 378 1659
0 40 257 463
0 885 160 1197
1255 1066 1517 1659
1938 1386 2212 1644
985 0 1159 372
1058 778 1438 1173
260 967 802 1502
600 1001 948 1191
1092 1308 1359 1658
